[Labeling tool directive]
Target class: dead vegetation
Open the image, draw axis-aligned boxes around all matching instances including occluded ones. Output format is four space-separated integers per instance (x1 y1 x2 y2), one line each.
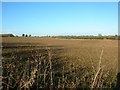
1 37 118 89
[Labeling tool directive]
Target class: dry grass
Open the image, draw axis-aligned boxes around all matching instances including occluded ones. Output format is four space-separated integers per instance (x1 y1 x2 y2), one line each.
1 37 118 89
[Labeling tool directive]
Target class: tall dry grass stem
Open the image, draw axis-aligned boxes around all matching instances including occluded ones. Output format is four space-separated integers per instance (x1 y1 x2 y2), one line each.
47 48 53 90
62 66 65 89
91 47 104 89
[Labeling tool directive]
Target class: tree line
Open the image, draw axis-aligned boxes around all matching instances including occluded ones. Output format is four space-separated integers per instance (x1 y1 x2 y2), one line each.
22 34 31 37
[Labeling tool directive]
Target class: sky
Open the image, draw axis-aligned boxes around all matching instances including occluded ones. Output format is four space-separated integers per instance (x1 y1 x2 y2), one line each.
2 2 118 36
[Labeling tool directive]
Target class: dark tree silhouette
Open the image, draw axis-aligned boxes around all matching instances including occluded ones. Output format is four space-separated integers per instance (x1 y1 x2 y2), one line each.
22 34 25 37
25 34 28 37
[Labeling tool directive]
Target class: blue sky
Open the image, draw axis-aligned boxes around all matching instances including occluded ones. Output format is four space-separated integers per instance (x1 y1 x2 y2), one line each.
2 2 118 36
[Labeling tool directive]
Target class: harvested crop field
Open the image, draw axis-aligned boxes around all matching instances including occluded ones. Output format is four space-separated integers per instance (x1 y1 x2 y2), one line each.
1 37 118 89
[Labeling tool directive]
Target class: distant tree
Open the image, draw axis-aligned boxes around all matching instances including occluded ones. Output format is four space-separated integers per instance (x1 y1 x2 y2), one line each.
115 34 118 37
9 34 14 37
1 34 14 37
29 34 31 37
25 34 28 37
98 33 102 36
22 34 25 37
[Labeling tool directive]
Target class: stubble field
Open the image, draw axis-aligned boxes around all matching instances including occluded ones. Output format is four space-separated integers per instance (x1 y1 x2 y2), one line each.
1 37 118 89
